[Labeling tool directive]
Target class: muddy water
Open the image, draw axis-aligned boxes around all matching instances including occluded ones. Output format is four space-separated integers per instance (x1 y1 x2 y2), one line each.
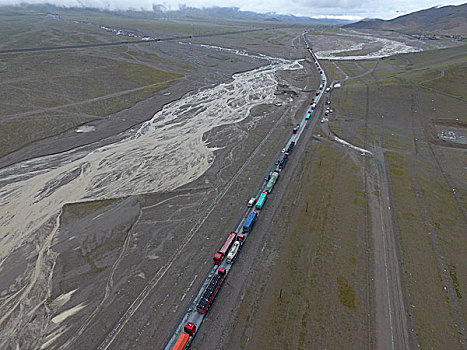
0 57 302 333
315 30 421 60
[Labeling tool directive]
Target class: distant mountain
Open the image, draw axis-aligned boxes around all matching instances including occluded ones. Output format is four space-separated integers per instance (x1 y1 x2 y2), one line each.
345 4 467 35
21 3 353 25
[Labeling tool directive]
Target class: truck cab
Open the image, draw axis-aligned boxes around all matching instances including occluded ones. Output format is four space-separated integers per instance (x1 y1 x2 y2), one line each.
184 322 196 336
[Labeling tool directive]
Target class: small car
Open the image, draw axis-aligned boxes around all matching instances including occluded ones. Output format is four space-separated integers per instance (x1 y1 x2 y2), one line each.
248 197 256 207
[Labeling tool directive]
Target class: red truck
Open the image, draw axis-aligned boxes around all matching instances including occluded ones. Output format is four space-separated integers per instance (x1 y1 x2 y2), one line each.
196 268 226 314
213 232 237 265
172 322 196 350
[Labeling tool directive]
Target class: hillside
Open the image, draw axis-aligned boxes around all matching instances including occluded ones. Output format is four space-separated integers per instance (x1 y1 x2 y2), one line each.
345 3 467 36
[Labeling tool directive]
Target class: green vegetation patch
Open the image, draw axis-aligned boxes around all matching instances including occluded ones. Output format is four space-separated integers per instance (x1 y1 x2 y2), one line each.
337 275 360 309
448 265 463 299
65 84 170 117
0 113 95 157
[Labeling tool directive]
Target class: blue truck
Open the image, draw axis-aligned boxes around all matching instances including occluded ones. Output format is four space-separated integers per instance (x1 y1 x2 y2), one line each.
243 211 257 233
279 154 289 169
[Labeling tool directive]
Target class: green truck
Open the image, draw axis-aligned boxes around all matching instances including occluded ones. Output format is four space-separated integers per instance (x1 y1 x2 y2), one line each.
255 191 268 209
265 171 280 193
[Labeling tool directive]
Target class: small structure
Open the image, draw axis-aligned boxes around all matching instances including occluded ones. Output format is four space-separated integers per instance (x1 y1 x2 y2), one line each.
46 13 60 19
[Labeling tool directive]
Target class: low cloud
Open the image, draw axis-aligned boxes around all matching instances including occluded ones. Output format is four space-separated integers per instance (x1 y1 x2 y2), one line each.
0 0 465 20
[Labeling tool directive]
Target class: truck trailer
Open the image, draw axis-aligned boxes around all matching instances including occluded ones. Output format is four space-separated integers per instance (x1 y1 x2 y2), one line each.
226 241 241 264
255 191 268 209
287 141 296 153
265 171 280 193
196 268 226 314
171 322 196 350
279 154 288 169
242 211 257 233
213 232 237 265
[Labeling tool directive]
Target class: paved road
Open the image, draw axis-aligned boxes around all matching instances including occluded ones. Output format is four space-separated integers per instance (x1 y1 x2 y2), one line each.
163 31 327 350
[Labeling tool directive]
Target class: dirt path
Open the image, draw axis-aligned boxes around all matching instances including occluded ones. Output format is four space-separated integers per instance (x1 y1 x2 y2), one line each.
329 60 411 350
372 148 410 350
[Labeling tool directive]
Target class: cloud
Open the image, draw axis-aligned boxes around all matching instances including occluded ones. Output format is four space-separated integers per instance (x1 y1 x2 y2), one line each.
0 0 465 20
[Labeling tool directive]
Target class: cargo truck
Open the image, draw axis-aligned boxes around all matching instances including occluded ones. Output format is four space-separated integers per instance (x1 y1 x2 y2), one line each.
265 171 280 193
279 154 288 169
196 268 226 314
213 232 237 265
287 141 296 153
226 241 241 264
172 322 196 350
255 191 268 209
242 211 257 233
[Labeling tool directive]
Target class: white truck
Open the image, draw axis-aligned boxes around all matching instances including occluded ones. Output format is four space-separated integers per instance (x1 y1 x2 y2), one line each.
226 241 241 264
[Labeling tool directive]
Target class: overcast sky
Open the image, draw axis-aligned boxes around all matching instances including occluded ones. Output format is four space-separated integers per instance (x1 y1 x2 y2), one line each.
1 0 465 20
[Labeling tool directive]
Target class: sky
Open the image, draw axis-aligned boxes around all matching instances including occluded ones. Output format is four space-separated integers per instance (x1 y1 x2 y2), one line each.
0 0 465 20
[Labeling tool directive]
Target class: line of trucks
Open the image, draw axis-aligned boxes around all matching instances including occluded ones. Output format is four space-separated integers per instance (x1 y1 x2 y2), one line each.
171 128 299 350
170 35 322 350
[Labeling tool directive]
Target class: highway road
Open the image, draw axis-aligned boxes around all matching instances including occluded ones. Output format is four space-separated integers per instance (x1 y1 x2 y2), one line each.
163 31 327 350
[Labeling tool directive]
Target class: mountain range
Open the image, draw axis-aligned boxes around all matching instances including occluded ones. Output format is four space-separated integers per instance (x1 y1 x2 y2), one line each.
345 3 467 35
